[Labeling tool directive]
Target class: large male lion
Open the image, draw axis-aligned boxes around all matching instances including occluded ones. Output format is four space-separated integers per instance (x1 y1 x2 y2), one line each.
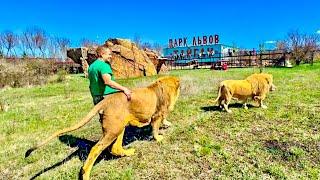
25 76 180 180
212 73 276 113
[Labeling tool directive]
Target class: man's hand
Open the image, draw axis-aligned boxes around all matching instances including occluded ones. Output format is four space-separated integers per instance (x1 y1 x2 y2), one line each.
123 88 132 101
102 74 132 101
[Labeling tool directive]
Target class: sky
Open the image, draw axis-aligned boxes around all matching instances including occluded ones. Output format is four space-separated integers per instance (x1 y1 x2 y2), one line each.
1 0 319 49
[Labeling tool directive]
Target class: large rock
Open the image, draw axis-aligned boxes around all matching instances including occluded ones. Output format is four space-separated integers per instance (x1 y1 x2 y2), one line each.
144 48 168 74
104 38 157 78
67 38 158 79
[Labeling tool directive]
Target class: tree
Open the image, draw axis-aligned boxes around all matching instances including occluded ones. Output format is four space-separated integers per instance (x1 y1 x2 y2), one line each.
33 28 48 57
276 40 288 51
152 43 163 55
0 31 18 57
0 34 4 58
140 42 152 50
133 34 142 48
47 36 60 58
56 37 70 59
80 38 98 47
21 28 36 57
287 30 319 65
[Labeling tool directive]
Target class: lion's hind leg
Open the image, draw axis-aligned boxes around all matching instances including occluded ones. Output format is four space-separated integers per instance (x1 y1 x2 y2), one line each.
111 129 135 156
81 133 117 180
221 94 232 113
220 85 232 113
222 100 232 113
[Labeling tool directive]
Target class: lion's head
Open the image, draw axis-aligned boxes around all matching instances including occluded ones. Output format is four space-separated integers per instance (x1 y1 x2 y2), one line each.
149 76 180 111
246 73 276 95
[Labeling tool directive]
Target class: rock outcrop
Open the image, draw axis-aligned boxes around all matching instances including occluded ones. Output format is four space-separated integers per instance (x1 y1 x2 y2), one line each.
144 48 168 74
67 38 164 79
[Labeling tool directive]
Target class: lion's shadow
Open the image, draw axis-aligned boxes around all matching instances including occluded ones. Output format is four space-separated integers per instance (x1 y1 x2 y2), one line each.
30 125 153 180
201 103 256 112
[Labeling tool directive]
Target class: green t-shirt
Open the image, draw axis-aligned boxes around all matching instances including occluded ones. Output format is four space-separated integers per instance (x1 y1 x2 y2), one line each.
88 59 118 96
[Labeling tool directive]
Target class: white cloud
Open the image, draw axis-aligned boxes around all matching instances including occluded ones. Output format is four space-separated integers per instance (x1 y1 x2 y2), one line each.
316 30 320 34
265 40 276 44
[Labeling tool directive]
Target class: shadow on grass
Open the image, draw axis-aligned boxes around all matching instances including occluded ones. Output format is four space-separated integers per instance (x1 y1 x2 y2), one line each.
30 125 153 180
201 103 255 112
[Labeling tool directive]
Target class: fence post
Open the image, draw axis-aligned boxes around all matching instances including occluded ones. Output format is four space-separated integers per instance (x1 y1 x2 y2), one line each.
259 52 263 73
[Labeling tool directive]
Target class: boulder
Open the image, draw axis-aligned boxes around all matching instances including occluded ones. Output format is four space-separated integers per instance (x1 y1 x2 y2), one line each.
67 38 159 79
144 48 168 74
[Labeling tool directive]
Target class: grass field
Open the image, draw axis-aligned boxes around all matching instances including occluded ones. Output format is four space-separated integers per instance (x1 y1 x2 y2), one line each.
0 63 319 179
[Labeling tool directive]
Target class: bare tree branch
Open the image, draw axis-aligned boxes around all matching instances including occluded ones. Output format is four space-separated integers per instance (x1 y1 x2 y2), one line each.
33 28 48 57
287 30 319 65
1 31 18 57
80 38 98 47
56 37 70 59
22 28 37 57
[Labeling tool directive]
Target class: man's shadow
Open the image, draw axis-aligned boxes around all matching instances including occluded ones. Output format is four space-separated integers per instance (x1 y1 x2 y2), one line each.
30 125 153 180
201 103 255 112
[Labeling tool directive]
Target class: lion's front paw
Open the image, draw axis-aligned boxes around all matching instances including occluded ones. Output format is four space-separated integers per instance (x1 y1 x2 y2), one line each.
162 119 172 128
112 148 135 156
123 148 135 156
261 105 268 109
154 135 164 142
80 167 90 180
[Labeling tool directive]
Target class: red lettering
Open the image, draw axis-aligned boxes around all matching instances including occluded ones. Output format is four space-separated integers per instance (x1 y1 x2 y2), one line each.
187 48 192 55
209 35 214 44
203 36 207 45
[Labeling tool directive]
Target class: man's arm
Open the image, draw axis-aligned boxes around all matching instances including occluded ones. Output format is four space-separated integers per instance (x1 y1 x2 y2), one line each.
102 74 131 100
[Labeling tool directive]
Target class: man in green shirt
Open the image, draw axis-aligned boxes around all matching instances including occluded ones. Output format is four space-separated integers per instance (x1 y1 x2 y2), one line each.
88 46 131 105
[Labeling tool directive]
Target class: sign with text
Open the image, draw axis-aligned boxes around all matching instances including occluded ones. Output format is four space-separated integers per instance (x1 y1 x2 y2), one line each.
168 35 219 48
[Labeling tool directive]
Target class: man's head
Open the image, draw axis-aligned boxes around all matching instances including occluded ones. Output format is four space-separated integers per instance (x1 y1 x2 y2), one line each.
96 46 112 62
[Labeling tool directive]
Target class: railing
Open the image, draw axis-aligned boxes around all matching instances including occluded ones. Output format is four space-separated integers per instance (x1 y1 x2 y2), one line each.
163 50 318 70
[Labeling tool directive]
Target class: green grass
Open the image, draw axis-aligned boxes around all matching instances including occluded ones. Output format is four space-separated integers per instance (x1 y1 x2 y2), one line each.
1 63 320 179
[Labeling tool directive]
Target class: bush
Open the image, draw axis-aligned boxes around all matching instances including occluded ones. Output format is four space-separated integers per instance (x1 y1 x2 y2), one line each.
0 59 54 88
56 69 68 82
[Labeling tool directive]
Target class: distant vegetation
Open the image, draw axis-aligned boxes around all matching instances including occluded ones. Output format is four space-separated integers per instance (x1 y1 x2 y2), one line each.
0 27 70 59
275 30 319 65
0 59 68 88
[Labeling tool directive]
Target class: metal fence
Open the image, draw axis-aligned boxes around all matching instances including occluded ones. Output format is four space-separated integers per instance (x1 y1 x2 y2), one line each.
163 50 316 70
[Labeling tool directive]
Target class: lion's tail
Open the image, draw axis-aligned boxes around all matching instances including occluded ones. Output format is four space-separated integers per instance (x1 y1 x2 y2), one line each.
25 100 104 158
211 84 223 104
